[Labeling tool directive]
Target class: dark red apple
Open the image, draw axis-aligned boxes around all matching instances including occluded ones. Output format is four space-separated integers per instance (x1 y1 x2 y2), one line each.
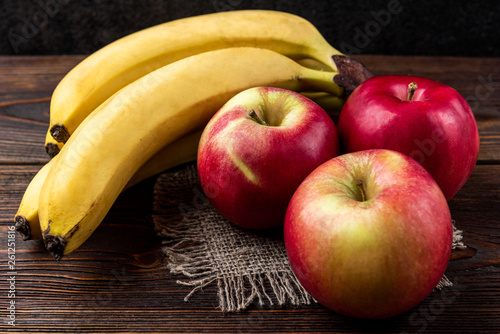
337 75 480 200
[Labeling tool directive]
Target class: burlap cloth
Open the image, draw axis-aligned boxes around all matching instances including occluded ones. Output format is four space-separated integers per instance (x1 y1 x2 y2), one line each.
152 162 466 312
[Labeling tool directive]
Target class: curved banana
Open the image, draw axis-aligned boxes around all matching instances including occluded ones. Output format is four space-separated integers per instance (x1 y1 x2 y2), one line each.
46 9 342 146
15 130 202 241
125 129 202 189
39 47 342 259
14 161 51 240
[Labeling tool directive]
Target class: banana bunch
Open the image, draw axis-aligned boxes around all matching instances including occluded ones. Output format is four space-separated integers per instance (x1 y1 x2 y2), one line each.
15 130 202 240
15 10 350 260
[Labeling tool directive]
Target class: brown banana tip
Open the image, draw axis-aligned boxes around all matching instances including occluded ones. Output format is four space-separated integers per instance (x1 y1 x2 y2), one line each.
44 234 66 261
332 55 375 96
14 215 32 241
45 143 60 158
49 124 70 143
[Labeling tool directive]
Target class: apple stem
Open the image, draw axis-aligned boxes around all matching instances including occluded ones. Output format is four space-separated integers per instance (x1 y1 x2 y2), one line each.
407 82 418 101
248 109 269 126
355 179 367 202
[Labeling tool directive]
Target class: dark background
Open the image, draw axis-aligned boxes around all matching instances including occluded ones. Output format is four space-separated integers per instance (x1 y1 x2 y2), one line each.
0 0 499 57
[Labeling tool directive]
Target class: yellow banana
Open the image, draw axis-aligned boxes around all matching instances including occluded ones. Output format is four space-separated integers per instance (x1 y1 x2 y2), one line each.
15 130 202 241
301 92 345 116
14 161 50 241
298 58 336 72
39 47 342 259
125 129 202 189
46 9 342 146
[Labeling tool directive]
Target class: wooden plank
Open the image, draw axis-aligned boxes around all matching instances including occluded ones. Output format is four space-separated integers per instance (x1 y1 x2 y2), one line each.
0 164 157 222
0 56 85 103
0 55 499 333
1 163 499 332
0 55 499 164
354 55 500 163
0 56 82 164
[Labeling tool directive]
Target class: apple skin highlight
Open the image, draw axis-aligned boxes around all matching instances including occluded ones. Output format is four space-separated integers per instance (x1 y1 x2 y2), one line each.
197 87 339 230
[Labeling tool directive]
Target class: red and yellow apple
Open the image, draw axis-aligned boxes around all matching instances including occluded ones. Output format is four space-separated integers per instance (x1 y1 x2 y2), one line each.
197 87 339 229
284 149 453 319
337 75 480 200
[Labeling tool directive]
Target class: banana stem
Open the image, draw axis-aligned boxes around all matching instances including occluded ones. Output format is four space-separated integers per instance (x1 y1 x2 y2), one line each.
301 68 344 97
308 42 343 72
302 92 345 113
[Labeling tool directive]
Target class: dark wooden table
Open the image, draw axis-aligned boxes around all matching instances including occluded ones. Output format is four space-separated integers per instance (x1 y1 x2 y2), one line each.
1 54 499 333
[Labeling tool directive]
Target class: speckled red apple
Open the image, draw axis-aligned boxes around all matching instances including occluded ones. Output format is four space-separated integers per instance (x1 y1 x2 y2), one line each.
285 149 453 319
197 87 339 229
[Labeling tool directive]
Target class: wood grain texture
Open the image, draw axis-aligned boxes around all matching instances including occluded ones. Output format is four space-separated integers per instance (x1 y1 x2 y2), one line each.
0 55 499 333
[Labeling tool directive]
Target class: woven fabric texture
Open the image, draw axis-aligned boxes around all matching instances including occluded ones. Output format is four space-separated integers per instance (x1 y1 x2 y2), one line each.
152 162 464 312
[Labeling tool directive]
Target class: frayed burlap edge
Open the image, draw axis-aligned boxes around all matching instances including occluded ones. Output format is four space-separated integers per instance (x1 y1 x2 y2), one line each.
152 164 465 311
152 165 313 312
156 220 314 312
435 222 466 290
